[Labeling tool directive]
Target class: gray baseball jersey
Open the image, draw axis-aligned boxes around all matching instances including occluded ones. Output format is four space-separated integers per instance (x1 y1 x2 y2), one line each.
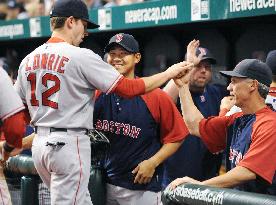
265 94 276 110
0 67 24 121
14 39 122 129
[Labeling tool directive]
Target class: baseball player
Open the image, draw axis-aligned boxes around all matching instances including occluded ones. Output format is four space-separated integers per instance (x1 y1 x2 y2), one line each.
93 33 189 205
163 41 227 187
221 50 276 116
0 66 27 205
13 0 192 204
0 67 26 160
169 41 276 195
265 50 276 110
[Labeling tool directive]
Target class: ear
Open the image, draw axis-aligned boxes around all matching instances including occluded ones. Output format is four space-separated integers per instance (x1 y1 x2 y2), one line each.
134 53 141 64
66 16 75 29
250 80 258 91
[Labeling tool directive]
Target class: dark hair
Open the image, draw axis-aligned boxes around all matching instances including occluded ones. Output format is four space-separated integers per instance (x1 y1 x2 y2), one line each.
258 82 269 99
50 17 67 30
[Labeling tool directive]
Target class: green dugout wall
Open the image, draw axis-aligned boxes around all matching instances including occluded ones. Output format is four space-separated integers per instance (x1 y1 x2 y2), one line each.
0 0 276 82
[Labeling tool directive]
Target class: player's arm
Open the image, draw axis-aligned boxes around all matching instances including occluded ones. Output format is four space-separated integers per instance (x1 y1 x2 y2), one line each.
178 84 204 137
162 40 201 103
0 132 35 158
169 166 256 189
202 166 256 188
175 40 205 136
132 141 182 184
113 62 193 98
2 110 28 148
142 61 193 92
1 104 31 160
132 90 189 184
1 110 26 161
82 50 193 98
163 79 179 103
22 132 35 150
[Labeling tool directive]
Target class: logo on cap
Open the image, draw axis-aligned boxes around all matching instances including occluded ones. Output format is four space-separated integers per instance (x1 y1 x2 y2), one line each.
115 34 123 43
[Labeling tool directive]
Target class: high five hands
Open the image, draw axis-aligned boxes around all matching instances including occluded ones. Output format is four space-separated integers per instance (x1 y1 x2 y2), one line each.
174 39 201 87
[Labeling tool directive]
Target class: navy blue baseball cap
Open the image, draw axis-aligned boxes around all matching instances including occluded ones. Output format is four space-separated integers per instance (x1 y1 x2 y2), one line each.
185 47 216 65
104 33 139 53
220 59 272 87
266 50 276 75
50 0 99 29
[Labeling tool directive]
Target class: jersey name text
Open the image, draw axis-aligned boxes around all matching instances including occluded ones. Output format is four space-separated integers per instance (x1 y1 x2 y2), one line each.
25 53 69 74
95 119 141 139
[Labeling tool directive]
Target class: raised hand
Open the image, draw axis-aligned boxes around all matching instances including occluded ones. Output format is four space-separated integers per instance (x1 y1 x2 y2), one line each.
186 39 202 66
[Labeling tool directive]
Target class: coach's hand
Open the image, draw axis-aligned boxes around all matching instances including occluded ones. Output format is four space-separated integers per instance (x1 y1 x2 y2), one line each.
220 96 235 111
169 177 202 190
132 159 156 184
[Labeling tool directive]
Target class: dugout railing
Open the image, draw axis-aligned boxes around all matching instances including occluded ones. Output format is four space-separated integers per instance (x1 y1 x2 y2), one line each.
1 1 276 202
162 183 276 205
5 154 276 205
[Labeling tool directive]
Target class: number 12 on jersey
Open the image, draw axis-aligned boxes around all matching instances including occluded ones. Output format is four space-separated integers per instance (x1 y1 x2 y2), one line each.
27 72 60 109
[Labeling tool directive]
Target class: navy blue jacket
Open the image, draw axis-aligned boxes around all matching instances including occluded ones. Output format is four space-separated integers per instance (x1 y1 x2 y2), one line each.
163 84 227 186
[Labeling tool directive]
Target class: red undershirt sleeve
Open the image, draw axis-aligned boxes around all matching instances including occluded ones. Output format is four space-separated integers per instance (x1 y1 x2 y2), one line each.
199 114 238 153
2 110 26 148
142 89 189 144
112 77 146 98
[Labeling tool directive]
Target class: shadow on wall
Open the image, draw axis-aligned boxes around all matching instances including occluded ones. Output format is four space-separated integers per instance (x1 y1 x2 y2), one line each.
143 34 180 77
194 29 229 85
235 24 276 63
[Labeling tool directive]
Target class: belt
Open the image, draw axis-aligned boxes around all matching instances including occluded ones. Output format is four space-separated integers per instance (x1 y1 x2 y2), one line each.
35 127 88 135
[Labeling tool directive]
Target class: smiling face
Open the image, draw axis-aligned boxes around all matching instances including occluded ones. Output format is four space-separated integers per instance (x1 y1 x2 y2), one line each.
189 60 212 93
107 45 141 78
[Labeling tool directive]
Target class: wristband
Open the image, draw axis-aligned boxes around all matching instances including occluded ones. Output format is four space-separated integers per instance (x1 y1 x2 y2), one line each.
3 142 14 153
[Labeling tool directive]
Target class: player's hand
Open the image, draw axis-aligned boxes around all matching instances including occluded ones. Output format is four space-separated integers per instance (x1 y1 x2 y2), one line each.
1 144 10 163
186 39 202 66
1 151 8 163
220 96 235 111
165 61 194 80
173 78 185 88
132 159 156 184
173 76 191 88
169 177 202 190
0 141 23 161
173 64 194 87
